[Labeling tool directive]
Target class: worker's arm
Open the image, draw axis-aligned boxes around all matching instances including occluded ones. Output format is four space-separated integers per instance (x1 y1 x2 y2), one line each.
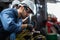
22 24 27 28
22 24 33 31
0 11 23 33
0 10 33 33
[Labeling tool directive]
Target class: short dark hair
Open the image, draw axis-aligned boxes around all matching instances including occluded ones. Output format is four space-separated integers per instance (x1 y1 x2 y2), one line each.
13 4 18 8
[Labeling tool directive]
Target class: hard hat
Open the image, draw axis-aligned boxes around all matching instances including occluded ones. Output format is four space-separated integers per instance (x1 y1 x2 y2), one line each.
11 0 20 8
20 0 36 14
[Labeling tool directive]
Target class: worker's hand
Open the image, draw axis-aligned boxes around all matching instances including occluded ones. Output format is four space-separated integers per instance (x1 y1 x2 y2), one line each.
27 24 33 31
22 17 29 22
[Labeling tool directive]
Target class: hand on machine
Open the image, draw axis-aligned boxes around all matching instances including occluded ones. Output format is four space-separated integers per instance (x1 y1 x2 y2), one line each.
26 24 33 32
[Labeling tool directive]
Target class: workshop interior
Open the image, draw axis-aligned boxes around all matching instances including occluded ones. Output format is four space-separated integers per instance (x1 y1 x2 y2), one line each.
0 0 60 40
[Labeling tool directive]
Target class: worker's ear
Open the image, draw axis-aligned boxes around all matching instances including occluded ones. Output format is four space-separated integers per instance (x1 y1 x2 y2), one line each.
20 6 24 10
18 6 25 13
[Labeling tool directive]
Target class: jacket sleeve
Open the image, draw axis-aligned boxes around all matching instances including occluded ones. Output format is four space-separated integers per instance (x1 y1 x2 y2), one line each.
0 11 22 33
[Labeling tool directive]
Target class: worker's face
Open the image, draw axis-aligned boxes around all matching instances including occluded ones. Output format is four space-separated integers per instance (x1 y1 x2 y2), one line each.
21 6 32 19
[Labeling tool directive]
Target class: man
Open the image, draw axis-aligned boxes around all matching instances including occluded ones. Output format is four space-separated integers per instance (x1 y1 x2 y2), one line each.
0 0 35 40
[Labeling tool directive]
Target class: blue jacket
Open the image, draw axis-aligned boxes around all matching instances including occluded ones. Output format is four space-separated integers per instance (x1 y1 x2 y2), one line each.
0 8 22 40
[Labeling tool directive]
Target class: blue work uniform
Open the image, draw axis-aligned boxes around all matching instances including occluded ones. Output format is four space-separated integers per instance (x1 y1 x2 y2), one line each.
0 8 22 40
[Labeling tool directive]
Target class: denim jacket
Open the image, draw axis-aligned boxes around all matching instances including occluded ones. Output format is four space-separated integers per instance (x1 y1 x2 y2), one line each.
0 8 22 40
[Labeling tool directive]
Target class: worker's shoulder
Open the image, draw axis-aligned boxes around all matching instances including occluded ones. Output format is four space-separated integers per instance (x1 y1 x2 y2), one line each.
1 8 16 13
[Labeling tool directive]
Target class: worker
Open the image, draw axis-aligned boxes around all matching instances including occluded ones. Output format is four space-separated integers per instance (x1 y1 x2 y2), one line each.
46 14 57 33
0 0 36 40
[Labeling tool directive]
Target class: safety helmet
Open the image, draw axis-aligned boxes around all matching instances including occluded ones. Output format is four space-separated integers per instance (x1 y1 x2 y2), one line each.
20 0 36 15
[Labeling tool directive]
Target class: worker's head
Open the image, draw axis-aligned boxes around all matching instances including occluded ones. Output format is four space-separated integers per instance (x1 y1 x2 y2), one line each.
17 0 36 19
48 14 57 22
